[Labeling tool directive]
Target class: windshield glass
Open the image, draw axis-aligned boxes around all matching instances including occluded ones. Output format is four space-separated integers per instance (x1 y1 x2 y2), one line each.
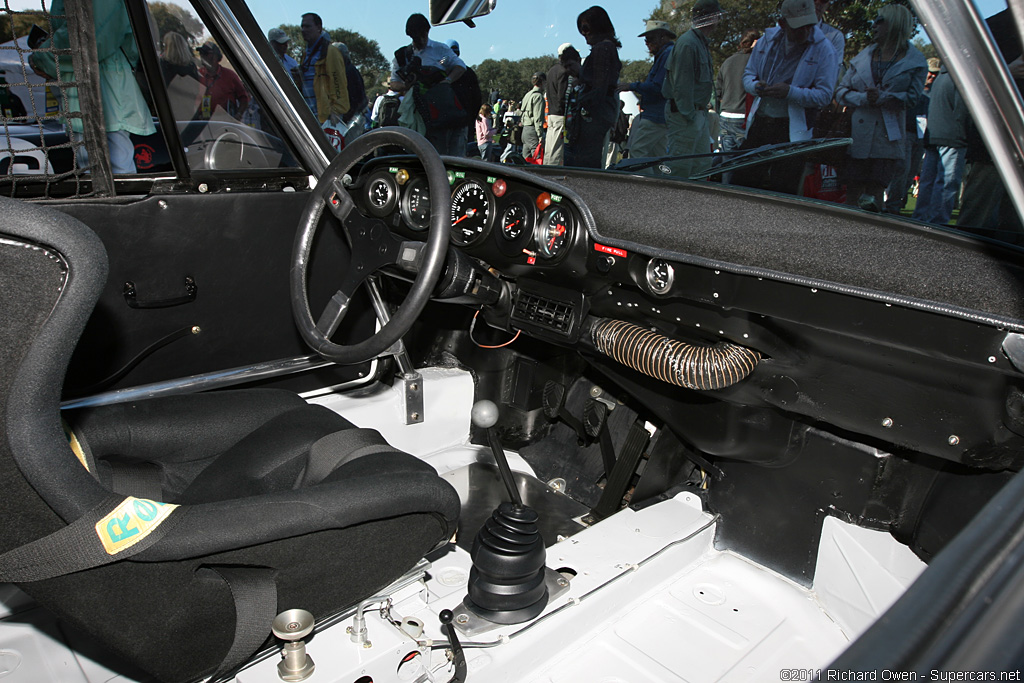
1 0 1020 243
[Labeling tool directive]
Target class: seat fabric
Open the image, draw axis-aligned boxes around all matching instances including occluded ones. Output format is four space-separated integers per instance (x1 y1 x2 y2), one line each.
0 196 461 683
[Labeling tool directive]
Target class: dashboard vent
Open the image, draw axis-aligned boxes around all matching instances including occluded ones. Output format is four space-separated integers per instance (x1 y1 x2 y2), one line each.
512 291 575 334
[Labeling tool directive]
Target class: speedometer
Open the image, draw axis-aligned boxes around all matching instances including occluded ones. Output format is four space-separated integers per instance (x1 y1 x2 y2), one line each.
450 179 494 246
535 206 572 259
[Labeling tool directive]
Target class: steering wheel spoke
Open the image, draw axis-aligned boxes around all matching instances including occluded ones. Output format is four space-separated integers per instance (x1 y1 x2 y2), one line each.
325 177 358 223
291 128 450 365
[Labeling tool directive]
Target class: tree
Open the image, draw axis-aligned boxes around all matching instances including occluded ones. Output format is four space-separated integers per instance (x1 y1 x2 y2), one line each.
0 11 50 44
621 59 651 85
475 56 554 105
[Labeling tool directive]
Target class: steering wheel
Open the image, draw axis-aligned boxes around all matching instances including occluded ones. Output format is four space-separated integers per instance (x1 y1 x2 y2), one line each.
291 127 450 365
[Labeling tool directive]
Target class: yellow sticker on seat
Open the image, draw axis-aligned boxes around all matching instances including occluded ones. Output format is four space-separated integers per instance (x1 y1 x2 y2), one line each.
95 497 178 556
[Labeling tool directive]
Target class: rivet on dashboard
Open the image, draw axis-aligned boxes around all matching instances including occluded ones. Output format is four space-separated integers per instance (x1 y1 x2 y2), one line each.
882 418 894 428
713 293 719 298
988 356 997 363
811 288 818 293
948 435 960 446
198 183 208 193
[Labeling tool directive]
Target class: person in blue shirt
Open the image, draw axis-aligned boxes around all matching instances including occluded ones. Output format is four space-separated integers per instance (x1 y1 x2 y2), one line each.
618 20 674 160
389 13 467 155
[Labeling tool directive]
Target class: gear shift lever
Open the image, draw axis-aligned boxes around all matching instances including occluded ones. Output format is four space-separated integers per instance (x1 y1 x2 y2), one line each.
471 400 522 507
464 400 549 624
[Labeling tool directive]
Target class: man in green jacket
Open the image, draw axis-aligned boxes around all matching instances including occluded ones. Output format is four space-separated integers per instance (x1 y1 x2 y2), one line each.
662 0 721 177
520 72 546 158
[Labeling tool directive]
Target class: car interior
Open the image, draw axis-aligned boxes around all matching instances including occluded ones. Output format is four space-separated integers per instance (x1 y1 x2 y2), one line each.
2 0 1024 681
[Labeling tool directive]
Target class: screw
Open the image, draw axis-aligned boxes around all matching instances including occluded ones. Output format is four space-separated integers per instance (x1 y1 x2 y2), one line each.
455 613 469 625
191 326 201 334
411 412 420 421
989 356 997 363
882 418 893 428
713 293 719 298
157 200 168 209
556 578 569 587
198 183 208 193
363 641 372 649
948 435 960 446
410 383 419 391
590 386 602 398
287 622 301 631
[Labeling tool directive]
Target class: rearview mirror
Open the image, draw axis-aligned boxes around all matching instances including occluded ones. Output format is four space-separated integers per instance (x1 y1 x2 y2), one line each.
429 0 496 27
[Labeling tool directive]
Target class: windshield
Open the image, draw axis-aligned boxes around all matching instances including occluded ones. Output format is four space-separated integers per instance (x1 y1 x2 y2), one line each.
1 0 1020 243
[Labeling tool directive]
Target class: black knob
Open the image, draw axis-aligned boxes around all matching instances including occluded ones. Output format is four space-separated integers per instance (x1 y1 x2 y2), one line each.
439 609 454 625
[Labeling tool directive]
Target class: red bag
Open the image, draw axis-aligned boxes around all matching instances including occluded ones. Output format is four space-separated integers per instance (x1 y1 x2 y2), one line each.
525 140 543 165
321 121 346 153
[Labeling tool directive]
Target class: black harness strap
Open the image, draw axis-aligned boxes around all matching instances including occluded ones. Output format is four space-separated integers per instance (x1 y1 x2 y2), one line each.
0 493 177 582
298 428 402 487
199 566 279 681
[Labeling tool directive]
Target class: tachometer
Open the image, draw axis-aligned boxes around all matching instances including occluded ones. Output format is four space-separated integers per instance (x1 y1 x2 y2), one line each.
500 201 529 241
400 176 431 231
535 206 572 259
450 179 494 246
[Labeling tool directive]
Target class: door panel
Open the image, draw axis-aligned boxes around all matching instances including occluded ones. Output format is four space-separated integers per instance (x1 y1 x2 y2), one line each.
57 190 375 398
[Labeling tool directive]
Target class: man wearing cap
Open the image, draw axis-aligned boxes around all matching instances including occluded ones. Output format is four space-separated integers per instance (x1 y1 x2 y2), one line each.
544 43 582 165
520 72 547 159
662 0 721 177
618 20 675 160
733 0 838 193
299 13 349 126
267 28 299 86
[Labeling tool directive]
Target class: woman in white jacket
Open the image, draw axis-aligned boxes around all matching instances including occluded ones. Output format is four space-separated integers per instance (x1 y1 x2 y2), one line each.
836 3 927 211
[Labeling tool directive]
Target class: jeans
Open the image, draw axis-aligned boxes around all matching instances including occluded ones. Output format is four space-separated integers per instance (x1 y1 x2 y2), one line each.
912 145 966 225
718 114 745 155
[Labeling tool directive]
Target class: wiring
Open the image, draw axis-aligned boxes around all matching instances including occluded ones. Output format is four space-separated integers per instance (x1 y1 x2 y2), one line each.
469 309 520 349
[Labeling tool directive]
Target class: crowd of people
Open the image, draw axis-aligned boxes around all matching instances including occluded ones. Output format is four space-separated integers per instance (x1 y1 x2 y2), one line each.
359 1 1009 236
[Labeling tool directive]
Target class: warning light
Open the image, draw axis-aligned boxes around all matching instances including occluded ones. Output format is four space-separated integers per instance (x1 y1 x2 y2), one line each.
492 178 508 197
536 192 552 211
395 169 410 185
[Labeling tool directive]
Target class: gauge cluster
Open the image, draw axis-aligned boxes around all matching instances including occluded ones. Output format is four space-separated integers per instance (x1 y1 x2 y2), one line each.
357 162 583 267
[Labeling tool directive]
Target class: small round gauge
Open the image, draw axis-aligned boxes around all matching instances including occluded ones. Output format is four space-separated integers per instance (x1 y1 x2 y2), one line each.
450 179 494 246
535 205 573 259
646 259 675 295
400 176 431 231
500 201 529 241
365 173 398 217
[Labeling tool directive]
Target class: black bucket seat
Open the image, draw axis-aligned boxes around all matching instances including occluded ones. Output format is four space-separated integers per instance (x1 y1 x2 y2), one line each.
0 196 460 683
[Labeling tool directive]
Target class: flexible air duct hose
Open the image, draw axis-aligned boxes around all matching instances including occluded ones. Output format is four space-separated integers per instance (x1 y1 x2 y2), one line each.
589 318 762 390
